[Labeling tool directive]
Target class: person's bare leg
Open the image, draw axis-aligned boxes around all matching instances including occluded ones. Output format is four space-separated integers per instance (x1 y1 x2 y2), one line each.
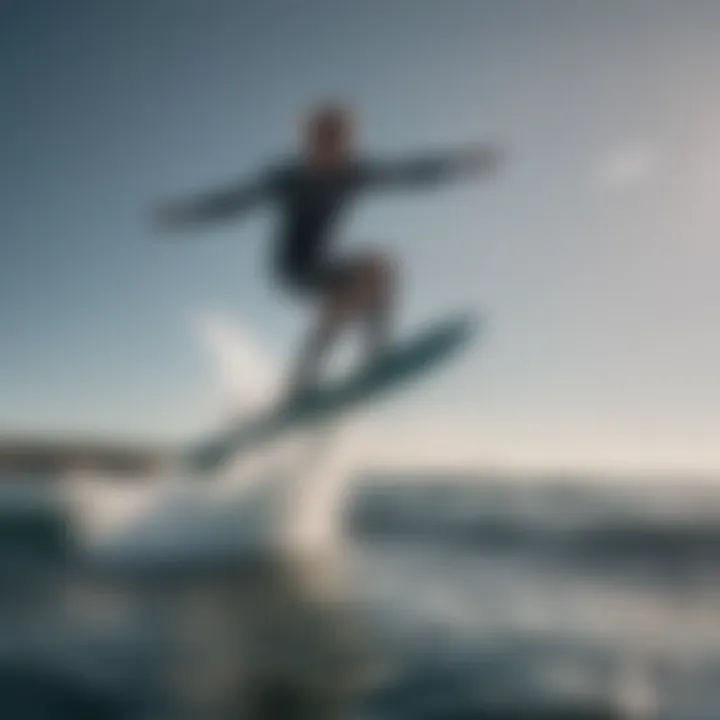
362 253 396 362
288 287 361 398
287 255 395 397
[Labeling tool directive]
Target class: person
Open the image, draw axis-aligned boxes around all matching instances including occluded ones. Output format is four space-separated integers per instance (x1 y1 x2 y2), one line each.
154 103 503 401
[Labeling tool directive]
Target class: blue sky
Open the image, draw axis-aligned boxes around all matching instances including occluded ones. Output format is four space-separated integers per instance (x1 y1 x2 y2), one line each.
2 0 719 471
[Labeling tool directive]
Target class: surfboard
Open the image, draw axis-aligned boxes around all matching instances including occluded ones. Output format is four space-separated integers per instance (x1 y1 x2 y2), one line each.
186 312 479 473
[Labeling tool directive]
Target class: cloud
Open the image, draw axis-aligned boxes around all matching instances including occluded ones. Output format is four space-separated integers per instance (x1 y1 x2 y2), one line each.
596 143 658 191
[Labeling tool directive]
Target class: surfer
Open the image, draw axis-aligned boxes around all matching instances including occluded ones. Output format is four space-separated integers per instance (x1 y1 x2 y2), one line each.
155 103 502 399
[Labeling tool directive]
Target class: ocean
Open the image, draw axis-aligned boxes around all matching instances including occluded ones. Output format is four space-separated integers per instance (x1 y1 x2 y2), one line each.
351 478 720 720
1 471 719 719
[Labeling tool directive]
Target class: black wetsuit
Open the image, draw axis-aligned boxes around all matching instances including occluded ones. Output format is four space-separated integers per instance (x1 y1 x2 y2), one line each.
175 149 492 294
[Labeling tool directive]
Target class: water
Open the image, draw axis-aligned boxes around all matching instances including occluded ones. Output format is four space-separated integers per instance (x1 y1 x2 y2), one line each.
349 477 720 719
1 471 719 719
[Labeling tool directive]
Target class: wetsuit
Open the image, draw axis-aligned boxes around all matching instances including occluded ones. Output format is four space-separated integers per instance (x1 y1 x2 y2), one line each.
172 149 493 295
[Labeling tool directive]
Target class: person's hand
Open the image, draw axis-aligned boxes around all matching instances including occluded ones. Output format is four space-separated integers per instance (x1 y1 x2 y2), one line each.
466 143 505 173
151 201 192 235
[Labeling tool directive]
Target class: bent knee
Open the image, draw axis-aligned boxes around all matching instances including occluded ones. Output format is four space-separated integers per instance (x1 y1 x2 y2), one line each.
361 252 397 292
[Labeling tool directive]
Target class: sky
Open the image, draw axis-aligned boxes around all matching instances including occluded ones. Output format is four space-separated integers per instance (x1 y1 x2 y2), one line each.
2 0 719 472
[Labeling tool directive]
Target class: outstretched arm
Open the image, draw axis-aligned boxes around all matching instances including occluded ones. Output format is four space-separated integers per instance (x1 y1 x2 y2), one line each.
359 143 504 190
153 170 276 233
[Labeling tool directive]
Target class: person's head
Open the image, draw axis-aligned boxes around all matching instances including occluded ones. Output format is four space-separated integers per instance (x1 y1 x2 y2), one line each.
303 102 355 167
